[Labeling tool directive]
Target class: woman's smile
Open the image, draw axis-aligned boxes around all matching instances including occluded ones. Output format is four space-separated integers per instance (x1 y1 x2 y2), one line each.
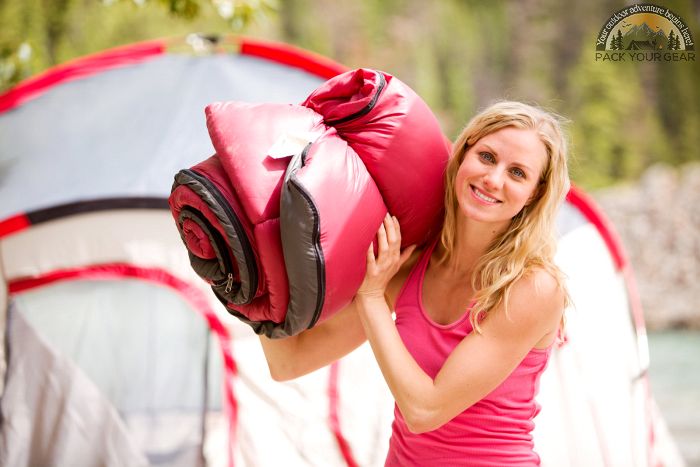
470 185 501 205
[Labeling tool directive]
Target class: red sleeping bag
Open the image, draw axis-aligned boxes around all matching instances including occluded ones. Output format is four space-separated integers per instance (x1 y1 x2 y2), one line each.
169 69 449 337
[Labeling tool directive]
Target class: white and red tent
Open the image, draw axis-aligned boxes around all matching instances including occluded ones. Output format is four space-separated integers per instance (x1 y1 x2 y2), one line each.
0 35 682 466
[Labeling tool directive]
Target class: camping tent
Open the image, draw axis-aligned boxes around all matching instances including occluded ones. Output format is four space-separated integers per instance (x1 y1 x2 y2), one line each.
0 34 682 466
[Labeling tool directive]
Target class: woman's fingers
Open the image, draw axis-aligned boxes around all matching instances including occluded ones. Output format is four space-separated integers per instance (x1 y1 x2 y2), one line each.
392 215 401 236
390 216 402 260
377 216 389 254
385 214 398 246
371 213 408 271
360 215 411 297
366 241 376 266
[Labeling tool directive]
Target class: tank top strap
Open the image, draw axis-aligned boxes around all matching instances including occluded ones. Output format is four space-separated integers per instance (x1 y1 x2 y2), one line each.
395 237 439 309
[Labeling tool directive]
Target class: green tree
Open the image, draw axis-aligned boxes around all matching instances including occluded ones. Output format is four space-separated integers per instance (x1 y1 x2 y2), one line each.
566 37 670 188
667 30 676 50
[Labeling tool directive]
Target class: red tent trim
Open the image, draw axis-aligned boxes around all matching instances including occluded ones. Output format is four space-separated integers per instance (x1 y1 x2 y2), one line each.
0 198 169 240
239 37 347 79
328 361 360 467
0 213 30 239
564 185 647 349
565 185 627 271
0 40 166 114
0 36 348 115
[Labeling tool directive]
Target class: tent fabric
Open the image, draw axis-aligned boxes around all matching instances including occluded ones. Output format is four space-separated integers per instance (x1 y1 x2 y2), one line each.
0 40 165 113
1 303 149 467
11 279 220 414
536 222 647 465
0 206 239 465
0 255 6 397
0 34 684 467
5 276 227 466
3 267 236 466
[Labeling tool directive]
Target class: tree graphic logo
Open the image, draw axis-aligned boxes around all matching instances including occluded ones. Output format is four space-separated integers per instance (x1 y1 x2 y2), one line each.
595 4 695 62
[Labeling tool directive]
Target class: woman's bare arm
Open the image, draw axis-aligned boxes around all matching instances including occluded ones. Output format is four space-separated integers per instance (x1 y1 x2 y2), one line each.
258 299 366 381
258 230 420 382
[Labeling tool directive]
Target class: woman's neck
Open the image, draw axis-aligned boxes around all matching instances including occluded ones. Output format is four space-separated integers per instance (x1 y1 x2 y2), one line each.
445 217 505 275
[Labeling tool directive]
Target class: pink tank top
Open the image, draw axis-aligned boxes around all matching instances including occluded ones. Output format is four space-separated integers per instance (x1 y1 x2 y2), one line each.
385 240 551 466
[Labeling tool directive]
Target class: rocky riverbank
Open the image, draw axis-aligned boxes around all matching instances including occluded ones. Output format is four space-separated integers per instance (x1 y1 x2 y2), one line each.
593 163 700 330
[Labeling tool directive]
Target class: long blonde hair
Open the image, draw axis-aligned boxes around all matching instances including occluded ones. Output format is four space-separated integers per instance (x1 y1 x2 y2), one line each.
439 101 571 331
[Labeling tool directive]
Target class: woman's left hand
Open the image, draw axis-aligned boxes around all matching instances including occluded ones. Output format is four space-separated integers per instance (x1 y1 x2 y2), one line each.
358 213 416 301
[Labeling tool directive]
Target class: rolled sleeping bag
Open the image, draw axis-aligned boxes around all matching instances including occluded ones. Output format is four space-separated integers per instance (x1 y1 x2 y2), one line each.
169 69 450 338
171 104 386 337
170 104 324 336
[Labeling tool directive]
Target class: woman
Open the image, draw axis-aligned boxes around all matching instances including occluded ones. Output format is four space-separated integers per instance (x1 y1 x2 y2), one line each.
259 101 570 466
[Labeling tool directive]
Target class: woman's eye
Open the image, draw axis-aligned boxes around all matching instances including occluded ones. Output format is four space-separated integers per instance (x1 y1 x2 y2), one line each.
510 167 525 178
479 152 495 163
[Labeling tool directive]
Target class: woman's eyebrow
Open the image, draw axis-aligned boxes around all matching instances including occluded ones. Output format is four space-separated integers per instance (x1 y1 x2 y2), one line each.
481 143 498 156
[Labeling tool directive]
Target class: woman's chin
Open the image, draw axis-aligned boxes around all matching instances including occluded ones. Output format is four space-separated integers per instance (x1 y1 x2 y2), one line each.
457 203 515 230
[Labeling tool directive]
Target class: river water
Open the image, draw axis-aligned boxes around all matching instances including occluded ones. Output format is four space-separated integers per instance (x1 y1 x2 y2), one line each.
648 330 700 466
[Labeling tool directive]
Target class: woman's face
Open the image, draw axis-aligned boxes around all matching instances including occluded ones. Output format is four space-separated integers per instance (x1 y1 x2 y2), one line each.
454 126 547 230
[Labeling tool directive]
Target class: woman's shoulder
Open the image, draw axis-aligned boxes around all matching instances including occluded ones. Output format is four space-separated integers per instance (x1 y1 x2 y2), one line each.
479 267 565 348
509 267 566 324
522 266 565 296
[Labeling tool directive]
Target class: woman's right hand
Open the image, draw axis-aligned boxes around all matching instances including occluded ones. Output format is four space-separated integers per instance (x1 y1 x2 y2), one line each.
358 213 416 301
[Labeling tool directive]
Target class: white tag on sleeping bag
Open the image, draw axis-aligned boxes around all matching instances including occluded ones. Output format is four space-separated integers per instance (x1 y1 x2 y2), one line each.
267 131 321 159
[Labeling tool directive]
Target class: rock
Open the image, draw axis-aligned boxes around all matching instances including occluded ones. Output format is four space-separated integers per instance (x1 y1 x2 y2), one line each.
592 163 700 330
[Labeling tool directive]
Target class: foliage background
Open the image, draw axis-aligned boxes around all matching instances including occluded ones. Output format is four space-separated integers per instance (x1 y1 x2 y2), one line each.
0 0 699 189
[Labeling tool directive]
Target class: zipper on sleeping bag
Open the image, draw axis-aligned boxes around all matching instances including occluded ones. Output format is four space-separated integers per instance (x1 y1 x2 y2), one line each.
181 168 258 302
288 143 326 329
324 72 387 126
180 206 237 294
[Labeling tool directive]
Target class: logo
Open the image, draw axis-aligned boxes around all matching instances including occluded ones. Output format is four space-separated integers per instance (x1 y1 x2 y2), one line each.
595 3 695 62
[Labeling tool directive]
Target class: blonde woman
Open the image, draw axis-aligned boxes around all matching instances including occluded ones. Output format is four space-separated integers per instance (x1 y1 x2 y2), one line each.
259 101 570 466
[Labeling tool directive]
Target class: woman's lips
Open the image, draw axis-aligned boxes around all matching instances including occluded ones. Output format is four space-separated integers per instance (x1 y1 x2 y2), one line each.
470 185 501 204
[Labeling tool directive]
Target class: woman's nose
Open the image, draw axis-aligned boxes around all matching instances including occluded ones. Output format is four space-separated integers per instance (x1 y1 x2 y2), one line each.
482 167 504 191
